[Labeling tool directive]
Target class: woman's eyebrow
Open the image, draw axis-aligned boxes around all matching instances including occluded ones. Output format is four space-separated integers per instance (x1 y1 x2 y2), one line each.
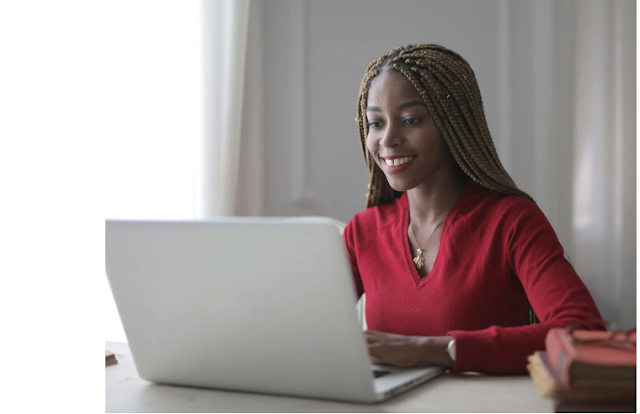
397 100 426 109
366 101 426 112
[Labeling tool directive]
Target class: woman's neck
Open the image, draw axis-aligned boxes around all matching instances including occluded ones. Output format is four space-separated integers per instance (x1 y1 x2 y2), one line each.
406 166 469 225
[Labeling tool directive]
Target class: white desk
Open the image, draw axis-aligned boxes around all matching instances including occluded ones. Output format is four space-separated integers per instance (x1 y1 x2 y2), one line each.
106 341 553 413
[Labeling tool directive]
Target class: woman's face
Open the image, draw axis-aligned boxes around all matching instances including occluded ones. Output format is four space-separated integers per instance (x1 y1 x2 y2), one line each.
366 71 452 192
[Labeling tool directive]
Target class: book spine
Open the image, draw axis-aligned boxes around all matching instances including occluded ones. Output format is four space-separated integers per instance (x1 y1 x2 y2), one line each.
545 329 575 387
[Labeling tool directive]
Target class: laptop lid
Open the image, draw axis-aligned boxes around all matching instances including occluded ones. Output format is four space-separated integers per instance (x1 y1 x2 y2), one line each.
106 218 378 403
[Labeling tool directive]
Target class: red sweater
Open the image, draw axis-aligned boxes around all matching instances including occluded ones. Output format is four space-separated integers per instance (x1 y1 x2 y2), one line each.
342 181 602 374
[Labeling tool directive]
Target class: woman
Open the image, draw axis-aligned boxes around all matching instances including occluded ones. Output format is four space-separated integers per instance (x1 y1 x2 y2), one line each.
342 44 602 374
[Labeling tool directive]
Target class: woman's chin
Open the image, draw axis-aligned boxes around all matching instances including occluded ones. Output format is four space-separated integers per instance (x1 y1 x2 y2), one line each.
386 180 415 193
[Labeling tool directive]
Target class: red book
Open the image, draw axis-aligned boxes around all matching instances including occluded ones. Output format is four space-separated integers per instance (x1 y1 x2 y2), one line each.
545 327 636 388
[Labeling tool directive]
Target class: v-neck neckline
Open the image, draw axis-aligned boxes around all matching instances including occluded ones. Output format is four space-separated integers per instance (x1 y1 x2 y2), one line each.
400 181 472 288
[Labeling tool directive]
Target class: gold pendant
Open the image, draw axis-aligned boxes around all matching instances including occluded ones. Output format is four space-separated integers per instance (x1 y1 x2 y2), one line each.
413 248 425 269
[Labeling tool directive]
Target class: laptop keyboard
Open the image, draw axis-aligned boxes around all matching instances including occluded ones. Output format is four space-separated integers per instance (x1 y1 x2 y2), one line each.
373 369 391 378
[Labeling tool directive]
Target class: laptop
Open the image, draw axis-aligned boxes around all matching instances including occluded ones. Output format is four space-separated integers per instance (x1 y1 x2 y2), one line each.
105 218 445 404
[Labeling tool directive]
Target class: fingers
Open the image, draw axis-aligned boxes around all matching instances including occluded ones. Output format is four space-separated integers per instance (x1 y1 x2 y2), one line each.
364 331 422 367
368 345 387 365
364 330 390 344
369 355 385 365
364 331 380 344
367 336 390 365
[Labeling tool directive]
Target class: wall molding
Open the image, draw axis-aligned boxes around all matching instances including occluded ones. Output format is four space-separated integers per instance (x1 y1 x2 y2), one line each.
497 0 512 173
532 0 554 222
498 0 568 245
288 0 334 217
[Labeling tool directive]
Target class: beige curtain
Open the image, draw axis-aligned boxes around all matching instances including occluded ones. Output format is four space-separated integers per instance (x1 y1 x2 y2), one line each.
200 0 264 217
501 0 635 329
572 0 636 329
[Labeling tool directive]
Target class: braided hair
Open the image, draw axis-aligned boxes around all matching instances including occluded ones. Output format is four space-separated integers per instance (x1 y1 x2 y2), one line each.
356 44 533 208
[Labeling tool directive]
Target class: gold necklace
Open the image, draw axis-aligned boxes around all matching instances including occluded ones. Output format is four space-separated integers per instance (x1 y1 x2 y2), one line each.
410 214 448 270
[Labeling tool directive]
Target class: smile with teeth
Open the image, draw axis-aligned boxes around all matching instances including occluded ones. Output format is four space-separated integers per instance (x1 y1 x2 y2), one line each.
382 156 415 167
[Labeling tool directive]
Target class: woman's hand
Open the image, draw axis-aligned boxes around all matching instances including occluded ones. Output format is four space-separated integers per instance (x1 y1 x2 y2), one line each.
365 330 455 368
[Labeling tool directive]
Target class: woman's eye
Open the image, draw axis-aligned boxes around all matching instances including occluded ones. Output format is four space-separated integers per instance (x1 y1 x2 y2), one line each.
368 121 383 129
404 117 421 125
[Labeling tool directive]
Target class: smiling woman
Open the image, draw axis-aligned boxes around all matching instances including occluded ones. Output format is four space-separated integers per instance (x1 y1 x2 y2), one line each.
343 44 604 374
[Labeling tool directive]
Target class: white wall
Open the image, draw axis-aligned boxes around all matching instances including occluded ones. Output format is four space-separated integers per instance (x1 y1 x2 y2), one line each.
259 0 635 327
263 0 502 223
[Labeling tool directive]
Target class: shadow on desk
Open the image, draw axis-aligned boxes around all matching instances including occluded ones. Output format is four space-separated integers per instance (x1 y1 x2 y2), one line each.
106 342 552 413
136 382 386 413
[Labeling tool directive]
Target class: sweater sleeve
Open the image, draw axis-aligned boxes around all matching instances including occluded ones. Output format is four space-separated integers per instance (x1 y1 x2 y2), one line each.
342 219 364 300
447 199 603 374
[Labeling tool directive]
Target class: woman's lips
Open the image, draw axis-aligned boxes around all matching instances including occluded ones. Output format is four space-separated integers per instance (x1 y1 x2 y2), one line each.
379 155 416 174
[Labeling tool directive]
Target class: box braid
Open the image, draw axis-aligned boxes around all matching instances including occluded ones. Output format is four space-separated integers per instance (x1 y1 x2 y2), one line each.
356 44 533 209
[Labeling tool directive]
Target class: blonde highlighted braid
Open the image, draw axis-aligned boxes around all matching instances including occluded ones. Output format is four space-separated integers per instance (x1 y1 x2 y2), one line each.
356 44 533 208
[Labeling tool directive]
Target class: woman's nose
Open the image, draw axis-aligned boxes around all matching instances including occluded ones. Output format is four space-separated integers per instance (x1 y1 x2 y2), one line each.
381 123 404 147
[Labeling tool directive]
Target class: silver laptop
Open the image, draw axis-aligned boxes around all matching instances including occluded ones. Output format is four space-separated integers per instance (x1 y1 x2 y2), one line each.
105 218 445 404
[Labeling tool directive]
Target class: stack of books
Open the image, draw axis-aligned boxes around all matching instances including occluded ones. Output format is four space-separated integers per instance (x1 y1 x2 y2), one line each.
528 326 636 412
106 349 118 366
